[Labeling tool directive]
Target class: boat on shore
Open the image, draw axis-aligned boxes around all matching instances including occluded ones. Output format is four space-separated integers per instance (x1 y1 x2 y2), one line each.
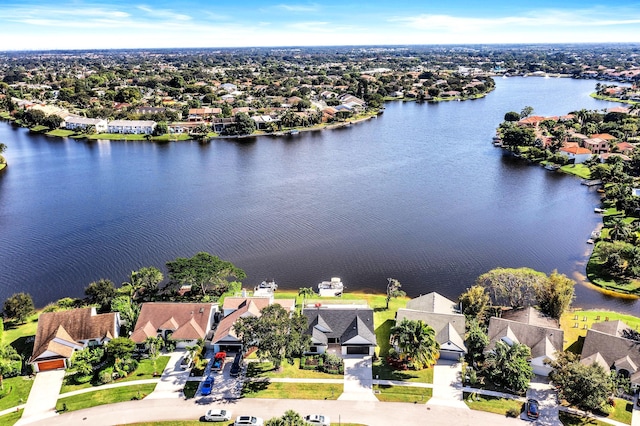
544 164 560 171
492 135 503 147
254 279 278 296
318 277 344 297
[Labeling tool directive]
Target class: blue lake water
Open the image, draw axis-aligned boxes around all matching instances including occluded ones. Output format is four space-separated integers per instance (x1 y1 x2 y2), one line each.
0 76 638 314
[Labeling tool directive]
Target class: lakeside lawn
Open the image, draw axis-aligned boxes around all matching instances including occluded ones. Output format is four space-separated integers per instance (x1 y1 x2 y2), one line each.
560 164 591 179
241 381 342 400
28 125 49 133
56 383 156 412
463 392 523 417
373 384 431 403
586 248 640 297
45 129 75 137
560 310 640 352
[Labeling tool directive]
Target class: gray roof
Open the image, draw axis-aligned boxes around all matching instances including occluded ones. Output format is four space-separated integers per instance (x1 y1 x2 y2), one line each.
501 307 559 329
302 307 376 347
487 315 564 360
396 308 465 348
590 320 628 338
581 322 640 383
405 292 458 314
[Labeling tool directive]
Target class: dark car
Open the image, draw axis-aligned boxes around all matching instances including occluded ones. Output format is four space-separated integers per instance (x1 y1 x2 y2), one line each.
526 399 539 419
201 376 214 396
230 353 243 377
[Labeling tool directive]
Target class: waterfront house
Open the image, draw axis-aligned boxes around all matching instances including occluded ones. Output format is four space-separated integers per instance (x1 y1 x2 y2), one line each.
30 307 120 372
302 304 377 356
486 307 564 377
188 107 221 121
580 320 640 391
107 119 156 134
582 138 610 154
130 302 217 348
64 116 108 133
395 292 466 361
559 146 593 164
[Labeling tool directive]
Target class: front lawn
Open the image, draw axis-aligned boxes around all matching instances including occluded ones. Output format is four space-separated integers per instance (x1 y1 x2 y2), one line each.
373 384 431 403
559 411 611 426
241 381 342 400
560 164 591 179
56 383 156 412
0 376 35 410
247 359 340 379
182 381 200 399
0 409 22 426
560 310 640 352
464 392 523 416
371 359 433 383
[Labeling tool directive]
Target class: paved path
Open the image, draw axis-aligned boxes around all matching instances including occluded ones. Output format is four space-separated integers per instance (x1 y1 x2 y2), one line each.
338 355 378 401
146 350 190 399
428 360 468 409
525 378 561 425
16 369 65 426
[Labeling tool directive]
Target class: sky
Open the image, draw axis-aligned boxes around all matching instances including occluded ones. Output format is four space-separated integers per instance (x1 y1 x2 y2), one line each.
2 0 640 51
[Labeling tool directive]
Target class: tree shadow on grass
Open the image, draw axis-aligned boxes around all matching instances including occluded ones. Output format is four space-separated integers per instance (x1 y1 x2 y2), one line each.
240 378 270 396
10 335 35 359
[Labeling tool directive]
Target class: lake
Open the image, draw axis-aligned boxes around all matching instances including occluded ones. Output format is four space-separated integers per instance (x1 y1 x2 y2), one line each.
1 76 638 314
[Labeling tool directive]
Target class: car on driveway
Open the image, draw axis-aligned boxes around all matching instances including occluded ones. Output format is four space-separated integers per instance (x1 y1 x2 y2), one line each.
204 409 232 422
526 399 539 419
201 376 214 396
230 353 243 377
212 351 226 371
234 415 263 426
304 414 330 426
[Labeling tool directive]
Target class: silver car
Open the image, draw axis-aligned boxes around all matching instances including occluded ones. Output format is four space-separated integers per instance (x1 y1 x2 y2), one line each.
304 414 330 426
234 415 264 426
205 409 232 422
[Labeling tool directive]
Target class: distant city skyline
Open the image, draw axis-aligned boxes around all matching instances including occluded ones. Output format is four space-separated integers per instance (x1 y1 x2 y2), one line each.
2 0 640 51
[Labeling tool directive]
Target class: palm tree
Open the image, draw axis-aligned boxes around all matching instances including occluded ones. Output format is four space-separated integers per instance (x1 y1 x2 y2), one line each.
297 287 315 308
483 341 533 393
390 318 440 369
607 216 633 242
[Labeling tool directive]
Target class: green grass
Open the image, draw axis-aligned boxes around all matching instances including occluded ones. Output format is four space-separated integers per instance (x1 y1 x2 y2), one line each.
560 310 640 352
0 376 35 411
0 409 22 426
61 356 170 393
373 384 432 403
29 125 49 133
241 381 342 400
86 133 149 141
463 392 523 416
56 383 156 412
247 359 341 379
586 248 640 296
3 313 40 358
45 129 76 137
0 111 14 120
560 164 591 179
559 411 610 426
151 133 192 142
0 163 5 171
608 398 633 425
182 381 199 399
372 359 434 383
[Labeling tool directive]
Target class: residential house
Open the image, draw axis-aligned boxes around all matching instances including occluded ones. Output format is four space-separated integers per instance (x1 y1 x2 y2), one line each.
559 146 593 164
580 320 640 390
64 116 108 133
486 307 564 376
251 115 276 130
107 120 156 134
302 304 377 356
130 302 217 348
582 138 610 154
395 292 466 361
188 107 221 121
220 83 237 93
212 296 295 353
133 106 166 115
30 307 120 372
615 141 635 155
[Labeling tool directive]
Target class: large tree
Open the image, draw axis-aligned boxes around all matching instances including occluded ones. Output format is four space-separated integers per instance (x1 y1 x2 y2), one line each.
166 252 246 298
465 319 489 364
234 304 309 370
85 279 116 313
458 285 490 322
385 278 406 310
124 266 163 300
390 318 440 369
3 292 34 323
476 267 546 309
535 270 575 320
483 341 533 393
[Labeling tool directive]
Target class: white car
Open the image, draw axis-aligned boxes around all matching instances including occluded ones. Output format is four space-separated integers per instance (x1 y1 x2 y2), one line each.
234 415 264 426
205 409 232 422
304 414 330 426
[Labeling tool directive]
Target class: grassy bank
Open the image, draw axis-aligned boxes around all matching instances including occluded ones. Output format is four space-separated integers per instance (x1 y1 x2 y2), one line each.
45 129 75 137
586 245 640 296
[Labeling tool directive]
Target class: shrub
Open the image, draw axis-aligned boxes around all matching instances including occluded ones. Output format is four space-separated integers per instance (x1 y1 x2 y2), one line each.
73 373 93 384
506 408 520 418
98 368 114 385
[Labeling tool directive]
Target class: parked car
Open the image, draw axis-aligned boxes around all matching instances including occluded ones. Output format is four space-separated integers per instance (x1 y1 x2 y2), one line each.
201 376 214 396
212 351 226 371
234 415 263 426
526 399 539 419
205 409 232 422
304 414 330 426
230 353 243 377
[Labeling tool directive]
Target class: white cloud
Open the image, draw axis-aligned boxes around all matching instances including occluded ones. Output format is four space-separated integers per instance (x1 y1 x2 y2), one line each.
275 3 319 13
136 5 192 21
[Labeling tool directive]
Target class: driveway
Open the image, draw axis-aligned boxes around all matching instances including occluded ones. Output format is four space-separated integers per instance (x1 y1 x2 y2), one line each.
428 360 468 409
17 369 65 425
338 355 378 401
523 378 560 425
146 350 190 399
198 354 243 401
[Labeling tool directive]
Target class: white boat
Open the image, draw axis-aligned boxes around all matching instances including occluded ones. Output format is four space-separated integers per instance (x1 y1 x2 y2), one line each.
254 279 277 296
318 277 344 297
594 208 606 213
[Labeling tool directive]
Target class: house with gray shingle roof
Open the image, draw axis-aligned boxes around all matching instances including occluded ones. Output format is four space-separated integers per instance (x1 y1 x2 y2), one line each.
395 292 466 360
302 304 377 356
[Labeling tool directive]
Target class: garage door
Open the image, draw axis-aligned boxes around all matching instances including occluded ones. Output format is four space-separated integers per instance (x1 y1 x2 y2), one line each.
346 346 369 355
37 359 65 371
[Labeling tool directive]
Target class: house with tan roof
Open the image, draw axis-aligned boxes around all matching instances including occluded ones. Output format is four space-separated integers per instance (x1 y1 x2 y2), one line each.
30 307 120 372
130 302 217 348
395 292 466 361
580 320 640 391
486 307 564 376
582 138 610 154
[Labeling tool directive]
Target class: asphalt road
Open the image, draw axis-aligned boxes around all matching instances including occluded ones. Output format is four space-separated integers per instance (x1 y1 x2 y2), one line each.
27 396 524 426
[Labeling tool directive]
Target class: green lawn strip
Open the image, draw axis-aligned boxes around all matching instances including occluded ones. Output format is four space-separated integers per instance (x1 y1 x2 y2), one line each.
86 133 148 141
559 411 610 426
29 125 49 133
241 381 341 399
247 360 340 379
0 409 22 426
57 383 156 412
560 310 640 352
0 376 35 411
560 164 591 179
60 356 169 393
463 392 523 416
182 381 199 399
45 129 76 137
373 384 431 403
151 134 192 142
372 359 434 383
